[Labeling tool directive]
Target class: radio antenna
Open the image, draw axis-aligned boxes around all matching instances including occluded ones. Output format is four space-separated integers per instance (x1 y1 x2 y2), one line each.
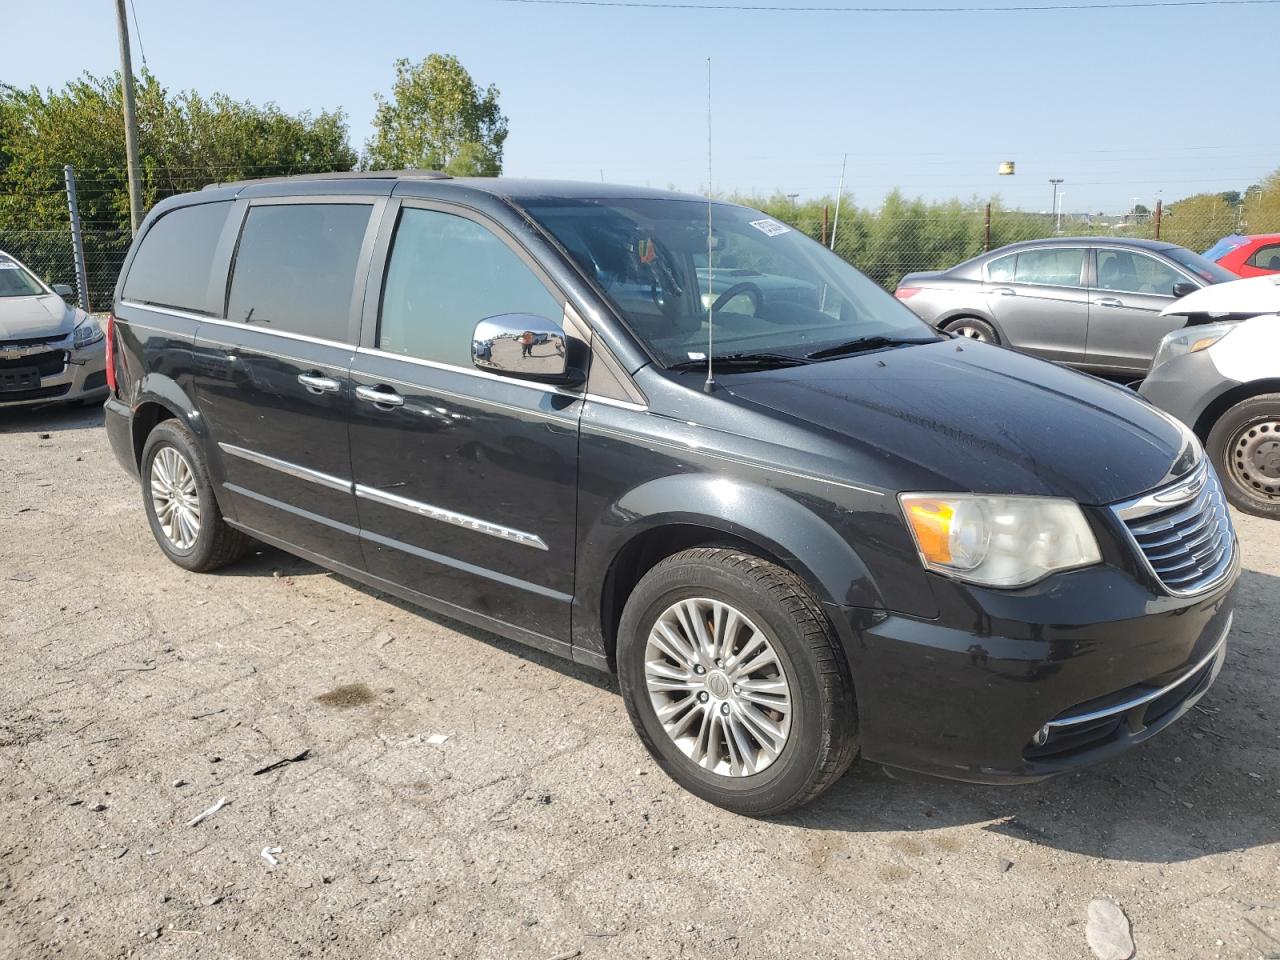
703 57 716 394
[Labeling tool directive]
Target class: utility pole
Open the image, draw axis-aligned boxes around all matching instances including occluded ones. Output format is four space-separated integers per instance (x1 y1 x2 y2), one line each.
1049 178 1063 234
114 0 144 235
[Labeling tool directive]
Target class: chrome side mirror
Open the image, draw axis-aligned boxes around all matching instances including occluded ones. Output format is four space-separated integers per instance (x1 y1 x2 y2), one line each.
472 314 581 384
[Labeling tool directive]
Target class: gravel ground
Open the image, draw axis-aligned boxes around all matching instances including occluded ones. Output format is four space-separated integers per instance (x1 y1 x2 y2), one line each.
1 403 1277 960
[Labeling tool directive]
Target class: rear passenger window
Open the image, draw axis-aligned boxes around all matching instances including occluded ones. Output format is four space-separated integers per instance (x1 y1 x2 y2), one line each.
987 254 1016 282
123 201 230 313
1013 248 1084 287
1248 244 1280 270
378 208 563 367
226 203 371 342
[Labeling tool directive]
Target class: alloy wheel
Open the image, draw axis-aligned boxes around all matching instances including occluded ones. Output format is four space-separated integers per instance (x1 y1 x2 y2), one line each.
149 446 201 550
952 323 989 341
644 597 793 777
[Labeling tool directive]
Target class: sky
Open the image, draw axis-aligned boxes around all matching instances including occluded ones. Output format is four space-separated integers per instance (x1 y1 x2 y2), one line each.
5 0 1278 213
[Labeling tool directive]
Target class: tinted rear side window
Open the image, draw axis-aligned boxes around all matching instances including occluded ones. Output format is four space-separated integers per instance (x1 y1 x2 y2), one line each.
227 203 372 342
122 201 230 313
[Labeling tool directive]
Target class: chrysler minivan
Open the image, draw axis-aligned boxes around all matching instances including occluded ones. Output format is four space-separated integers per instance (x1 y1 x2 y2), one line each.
104 172 1238 815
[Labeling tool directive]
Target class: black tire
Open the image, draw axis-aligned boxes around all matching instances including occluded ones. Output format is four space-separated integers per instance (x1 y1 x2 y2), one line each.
617 548 858 816
1206 394 1280 520
944 316 999 343
140 419 251 571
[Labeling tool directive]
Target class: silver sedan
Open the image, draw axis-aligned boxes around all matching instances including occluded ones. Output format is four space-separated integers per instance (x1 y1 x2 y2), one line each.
0 251 108 408
894 237 1236 376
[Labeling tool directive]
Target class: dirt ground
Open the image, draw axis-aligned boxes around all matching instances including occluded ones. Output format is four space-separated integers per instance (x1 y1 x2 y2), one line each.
1 402 1277 960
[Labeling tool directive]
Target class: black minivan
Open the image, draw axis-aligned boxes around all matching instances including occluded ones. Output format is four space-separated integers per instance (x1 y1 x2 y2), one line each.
104 172 1238 815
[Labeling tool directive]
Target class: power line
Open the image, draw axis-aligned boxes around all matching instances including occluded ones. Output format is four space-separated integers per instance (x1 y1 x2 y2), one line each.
487 0 1279 10
129 0 148 69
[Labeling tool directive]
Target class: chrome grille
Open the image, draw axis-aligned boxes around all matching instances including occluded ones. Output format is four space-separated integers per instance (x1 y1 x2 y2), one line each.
1114 461 1235 596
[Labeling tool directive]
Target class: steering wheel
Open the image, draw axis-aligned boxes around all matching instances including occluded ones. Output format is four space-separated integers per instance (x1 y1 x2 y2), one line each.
711 281 763 315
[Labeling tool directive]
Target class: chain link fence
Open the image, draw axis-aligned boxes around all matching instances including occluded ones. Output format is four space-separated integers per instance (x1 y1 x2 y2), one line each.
0 167 1250 313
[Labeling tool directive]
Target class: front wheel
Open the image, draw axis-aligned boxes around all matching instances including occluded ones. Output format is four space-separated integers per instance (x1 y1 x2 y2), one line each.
944 317 999 343
617 548 858 816
1207 394 1280 519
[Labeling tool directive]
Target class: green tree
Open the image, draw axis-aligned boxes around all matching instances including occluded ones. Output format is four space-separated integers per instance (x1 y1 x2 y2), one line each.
1161 193 1241 251
0 71 355 300
364 55 507 175
1242 168 1280 233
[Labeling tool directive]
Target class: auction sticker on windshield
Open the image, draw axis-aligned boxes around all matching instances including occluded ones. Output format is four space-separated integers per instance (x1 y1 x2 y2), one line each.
749 218 791 237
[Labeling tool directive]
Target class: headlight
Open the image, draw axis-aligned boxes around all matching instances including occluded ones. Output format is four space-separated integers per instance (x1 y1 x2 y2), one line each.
1150 322 1235 372
899 493 1101 588
72 318 104 349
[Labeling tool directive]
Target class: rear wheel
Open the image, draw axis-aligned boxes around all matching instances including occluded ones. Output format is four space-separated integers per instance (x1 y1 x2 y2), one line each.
617 548 858 816
141 420 251 571
944 316 999 343
1207 394 1280 519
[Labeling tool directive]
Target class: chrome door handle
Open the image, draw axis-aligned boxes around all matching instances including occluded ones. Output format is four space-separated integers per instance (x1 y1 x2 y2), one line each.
989 287 1016 296
1094 297 1123 307
297 372 341 394
355 384 405 408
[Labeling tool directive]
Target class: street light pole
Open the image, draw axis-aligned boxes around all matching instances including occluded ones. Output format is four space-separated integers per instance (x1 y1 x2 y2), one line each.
114 0 144 235
1049 178 1064 234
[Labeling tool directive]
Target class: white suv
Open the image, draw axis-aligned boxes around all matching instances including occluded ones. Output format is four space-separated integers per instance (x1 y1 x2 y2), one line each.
1141 274 1280 519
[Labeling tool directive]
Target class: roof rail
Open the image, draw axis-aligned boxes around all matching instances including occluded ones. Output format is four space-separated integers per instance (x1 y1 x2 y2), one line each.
202 169 452 191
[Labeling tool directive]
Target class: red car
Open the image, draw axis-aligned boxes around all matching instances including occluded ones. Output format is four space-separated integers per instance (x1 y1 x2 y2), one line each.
1203 233 1280 277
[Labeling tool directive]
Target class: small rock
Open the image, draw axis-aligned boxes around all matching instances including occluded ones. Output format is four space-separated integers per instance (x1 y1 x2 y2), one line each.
38 433 51 440
999 858 1014 873
207 756 222 764
149 929 161 940
66 799 83 807
521 918 538 928
55 915 68 924
1086 898 1135 960
538 794 552 805
112 847 128 859
204 896 222 907
1248 772 1263 781
172 780 187 788
89 803 107 812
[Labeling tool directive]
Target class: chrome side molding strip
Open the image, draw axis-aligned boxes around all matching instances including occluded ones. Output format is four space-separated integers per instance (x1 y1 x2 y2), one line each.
218 443 353 494
218 442 549 550
1046 612 1232 730
354 483 549 551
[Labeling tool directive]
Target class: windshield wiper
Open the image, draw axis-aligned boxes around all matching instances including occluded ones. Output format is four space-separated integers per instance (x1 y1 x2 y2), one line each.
666 352 812 372
805 335 934 361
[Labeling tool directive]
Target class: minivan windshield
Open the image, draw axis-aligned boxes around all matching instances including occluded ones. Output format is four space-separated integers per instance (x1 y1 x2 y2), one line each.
522 198 938 368
0 257 47 298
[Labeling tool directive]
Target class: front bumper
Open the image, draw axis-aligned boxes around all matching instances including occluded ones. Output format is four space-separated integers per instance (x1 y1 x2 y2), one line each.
829 558 1238 784
1139 348 1234 430
0 336 108 408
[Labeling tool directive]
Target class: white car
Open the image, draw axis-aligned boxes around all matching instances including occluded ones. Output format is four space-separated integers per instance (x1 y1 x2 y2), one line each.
0 251 108 409
1140 274 1280 518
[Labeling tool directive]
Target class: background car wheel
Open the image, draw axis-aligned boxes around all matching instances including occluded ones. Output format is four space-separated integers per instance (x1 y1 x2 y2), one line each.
141 420 252 571
617 547 858 816
944 317 999 343
1207 394 1280 520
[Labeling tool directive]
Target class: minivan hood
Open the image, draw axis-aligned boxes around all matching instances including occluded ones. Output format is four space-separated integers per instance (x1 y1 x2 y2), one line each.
722 340 1188 504
0 295 76 340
